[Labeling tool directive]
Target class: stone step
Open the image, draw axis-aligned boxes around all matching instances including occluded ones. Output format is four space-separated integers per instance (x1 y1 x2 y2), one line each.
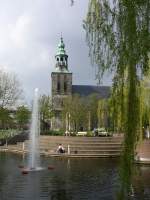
47 154 121 158
39 137 123 142
4 146 122 157
3 135 124 158
69 150 121 154
37 144 122 149
7 146 22 150
42 151 121 157
39 136 123 140
39 148 122 154
38 140 122 143
37 147 121 151
24 144 122 151
38 141 123 145
38 139 122 142
6 146 121 153
38 141 122 145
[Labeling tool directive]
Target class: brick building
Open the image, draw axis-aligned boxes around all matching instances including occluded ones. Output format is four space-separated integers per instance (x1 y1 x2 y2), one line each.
51 37 110 130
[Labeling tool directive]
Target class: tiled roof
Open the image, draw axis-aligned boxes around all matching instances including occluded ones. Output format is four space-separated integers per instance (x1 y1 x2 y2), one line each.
72 85 111 98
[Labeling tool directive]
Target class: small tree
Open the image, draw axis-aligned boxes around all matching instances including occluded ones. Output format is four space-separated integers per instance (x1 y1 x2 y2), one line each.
85 93 99 130
97 99 109 129
62 95 88 132
0 69 22 108
39 95 53 131
0 107 12 129
15 106 31 130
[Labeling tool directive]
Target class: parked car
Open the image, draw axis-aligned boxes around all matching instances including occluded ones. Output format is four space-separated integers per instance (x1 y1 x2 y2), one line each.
93 128 110 137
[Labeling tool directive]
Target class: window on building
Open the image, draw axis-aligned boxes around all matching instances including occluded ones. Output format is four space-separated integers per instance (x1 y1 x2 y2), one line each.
64 75 67 93
57 74 60 93
64 81 67 93
57 82 60 92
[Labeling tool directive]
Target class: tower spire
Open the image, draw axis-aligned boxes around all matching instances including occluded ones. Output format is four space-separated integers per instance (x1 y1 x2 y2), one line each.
55 37 68 72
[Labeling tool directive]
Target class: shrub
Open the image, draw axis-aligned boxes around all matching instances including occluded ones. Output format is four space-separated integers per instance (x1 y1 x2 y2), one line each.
41 130 64 136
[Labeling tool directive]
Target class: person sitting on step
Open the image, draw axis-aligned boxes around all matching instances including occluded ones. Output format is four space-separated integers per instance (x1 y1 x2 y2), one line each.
57 144 65 153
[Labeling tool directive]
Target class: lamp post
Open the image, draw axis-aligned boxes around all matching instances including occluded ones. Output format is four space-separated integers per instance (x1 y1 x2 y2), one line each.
65 112 68 136
65 112 71 136
88 111 91 131
68 113 71 135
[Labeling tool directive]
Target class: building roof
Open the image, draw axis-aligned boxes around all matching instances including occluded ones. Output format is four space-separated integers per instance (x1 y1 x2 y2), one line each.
72 85 111 98
56 37 66 56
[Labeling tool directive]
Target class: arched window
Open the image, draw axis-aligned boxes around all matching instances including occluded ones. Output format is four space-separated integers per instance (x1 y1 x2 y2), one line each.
57 82 60 92
57 57 59 61
64 75 67 93
57 74 60 93
64 81 67 92
60 57 63 61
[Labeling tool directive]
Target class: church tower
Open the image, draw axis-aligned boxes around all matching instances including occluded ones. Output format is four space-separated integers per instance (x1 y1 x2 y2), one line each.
51 37 72 129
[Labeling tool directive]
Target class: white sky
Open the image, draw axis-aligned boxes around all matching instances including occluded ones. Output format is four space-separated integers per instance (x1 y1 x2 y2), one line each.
0 0 112 103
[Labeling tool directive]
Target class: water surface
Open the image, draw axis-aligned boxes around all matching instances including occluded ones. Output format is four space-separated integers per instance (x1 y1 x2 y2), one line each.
0 153 149 200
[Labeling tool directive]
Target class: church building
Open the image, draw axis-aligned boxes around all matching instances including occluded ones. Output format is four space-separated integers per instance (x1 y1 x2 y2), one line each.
51 37 110 130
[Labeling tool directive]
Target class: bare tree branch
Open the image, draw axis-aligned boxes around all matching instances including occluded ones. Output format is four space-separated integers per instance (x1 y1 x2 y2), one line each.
0 69 22 108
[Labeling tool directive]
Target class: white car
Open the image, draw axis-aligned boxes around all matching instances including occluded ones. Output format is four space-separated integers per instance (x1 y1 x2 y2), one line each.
93 128 109 137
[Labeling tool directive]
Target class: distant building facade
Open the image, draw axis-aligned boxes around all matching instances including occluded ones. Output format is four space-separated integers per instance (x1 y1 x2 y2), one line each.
51 37 110 130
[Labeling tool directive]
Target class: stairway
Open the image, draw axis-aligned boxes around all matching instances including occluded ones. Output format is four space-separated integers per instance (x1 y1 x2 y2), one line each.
29 135 123 157
2 135 123 158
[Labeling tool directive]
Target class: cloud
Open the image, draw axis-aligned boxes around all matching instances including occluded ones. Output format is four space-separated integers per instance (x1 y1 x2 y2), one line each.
10 14 31 48
0 0 111 104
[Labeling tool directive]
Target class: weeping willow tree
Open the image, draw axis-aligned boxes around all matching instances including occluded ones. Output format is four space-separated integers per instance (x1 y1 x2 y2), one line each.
141 69 150 129
84 0 150 199
109 73 127 133
97 99 108 128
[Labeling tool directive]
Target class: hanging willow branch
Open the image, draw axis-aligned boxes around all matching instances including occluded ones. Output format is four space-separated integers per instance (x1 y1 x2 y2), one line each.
84 0 150 199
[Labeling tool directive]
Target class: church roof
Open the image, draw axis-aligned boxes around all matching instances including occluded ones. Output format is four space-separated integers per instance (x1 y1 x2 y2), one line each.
56 37 66 55
72 85 111 98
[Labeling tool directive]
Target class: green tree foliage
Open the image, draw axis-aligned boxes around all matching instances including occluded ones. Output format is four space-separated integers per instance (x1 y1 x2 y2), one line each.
109 72 128 133
39 95 53 131
138 69 150 141
97 99 108 129
84 0 150 199
62 94 104 132
62 94 88 132
0 107 12 129
85 93 99 130
15 106 30 130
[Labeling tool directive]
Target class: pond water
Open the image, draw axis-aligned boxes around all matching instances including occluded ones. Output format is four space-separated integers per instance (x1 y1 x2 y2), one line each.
0 153 150 200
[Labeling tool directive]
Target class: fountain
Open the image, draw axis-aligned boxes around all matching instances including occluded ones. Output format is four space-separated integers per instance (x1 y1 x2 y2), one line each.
28 88 40 170
21 88 53 174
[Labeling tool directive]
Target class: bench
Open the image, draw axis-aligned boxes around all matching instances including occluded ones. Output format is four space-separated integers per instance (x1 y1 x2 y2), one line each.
76 132 87 136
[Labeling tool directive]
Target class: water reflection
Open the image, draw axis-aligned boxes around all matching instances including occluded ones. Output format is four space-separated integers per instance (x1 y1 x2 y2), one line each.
133 165 150 199
0 153 149 200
